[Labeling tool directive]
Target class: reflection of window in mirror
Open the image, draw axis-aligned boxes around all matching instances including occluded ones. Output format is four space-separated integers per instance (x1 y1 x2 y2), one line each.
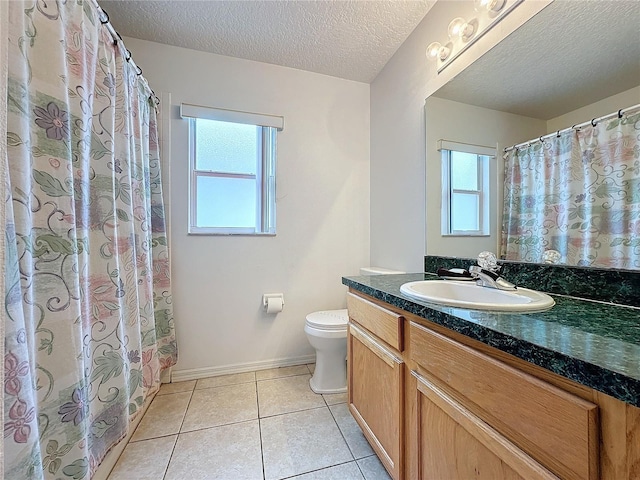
440 143 493 237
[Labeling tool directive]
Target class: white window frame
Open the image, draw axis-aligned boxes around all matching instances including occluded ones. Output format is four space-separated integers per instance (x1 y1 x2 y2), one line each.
439 140 494 237
181 104 283 236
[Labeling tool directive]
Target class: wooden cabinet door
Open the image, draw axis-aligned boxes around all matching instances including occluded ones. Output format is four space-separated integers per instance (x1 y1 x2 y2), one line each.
348 322 404 480
413 371 559 480
409 322 598 480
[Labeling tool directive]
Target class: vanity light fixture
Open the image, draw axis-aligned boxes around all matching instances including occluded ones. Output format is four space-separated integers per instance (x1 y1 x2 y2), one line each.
426 0 523 73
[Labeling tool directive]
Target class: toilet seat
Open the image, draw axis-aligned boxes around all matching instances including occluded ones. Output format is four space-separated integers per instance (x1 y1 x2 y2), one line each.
305 309 348 331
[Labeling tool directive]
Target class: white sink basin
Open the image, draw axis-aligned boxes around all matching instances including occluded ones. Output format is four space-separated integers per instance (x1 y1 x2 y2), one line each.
400 280 555 312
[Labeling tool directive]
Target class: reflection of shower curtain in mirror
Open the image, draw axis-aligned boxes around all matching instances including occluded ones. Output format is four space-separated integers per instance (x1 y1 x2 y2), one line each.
501 109 640 269
4 1 177 478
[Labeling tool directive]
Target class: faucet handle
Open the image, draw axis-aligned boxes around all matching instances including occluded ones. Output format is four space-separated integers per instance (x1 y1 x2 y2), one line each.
477 251 499 272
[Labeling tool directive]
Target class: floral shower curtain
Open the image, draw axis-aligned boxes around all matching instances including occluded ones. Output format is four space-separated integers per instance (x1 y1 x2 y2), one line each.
501 107 640 269
4 1 177 479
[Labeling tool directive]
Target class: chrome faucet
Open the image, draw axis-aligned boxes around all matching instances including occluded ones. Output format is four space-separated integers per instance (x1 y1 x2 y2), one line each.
469 266 517 291
470 252 517 291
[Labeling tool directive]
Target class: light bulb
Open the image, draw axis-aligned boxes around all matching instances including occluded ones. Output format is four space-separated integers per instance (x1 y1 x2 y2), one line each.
474 0 506 12
447 18 466 40
426 42 450 61
426 42 441 58
448 17 475 41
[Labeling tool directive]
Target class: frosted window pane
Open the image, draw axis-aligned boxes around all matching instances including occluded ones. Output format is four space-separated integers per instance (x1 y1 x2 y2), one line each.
451 152 479 191
196 176 256 228
195 119 258 174
451 192 479 231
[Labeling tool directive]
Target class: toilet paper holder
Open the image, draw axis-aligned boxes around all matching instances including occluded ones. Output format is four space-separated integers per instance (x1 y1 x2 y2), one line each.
263 293 285 313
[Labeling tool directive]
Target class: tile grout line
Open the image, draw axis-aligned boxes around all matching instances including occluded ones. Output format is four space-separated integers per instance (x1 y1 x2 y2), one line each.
354 457 368 479
319 376 378 479
171 417 260 436
190 370 310 392
194 380 255 391
255 377 267 480
256 372 312 383
259 404 329 420
128 431 178 444
277 459 362 480
326 401 358 462
159 434 179 480
128 389 193 443
162 387 196 480
358 453 394 480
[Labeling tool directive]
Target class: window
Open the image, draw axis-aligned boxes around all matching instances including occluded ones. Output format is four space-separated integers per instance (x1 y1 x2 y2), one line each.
439 140 493 236
181 104 283 235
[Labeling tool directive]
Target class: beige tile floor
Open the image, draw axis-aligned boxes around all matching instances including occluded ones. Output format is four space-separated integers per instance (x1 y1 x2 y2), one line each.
108 364 391 480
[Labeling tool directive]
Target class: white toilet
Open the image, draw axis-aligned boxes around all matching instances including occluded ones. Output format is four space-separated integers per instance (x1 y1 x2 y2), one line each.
305 267 405 394
305 309 349 394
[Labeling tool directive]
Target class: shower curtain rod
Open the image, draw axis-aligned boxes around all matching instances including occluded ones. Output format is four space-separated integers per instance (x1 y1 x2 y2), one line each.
91 0 159 106
503 103 640 153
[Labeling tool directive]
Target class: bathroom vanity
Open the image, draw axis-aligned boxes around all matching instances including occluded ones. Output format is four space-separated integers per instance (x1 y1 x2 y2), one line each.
343 273 640 480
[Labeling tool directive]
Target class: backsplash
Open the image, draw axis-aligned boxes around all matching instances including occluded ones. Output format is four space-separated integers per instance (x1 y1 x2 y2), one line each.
424 255 640 308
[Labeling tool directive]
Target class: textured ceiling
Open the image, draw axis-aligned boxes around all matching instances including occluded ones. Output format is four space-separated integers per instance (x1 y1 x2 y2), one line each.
433 1 640 119
98 0 434 83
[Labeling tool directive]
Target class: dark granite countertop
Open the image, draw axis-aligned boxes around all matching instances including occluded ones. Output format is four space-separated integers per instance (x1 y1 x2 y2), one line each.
342 273 640 408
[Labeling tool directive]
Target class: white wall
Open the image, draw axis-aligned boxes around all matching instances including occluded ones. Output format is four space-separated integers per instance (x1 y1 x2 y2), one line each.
370 0 550 272
424 97 546 258
546 85 640 133
124 38 370 376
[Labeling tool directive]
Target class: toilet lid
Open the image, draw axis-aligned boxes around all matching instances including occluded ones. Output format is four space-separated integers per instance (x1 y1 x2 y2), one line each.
305 309 348 330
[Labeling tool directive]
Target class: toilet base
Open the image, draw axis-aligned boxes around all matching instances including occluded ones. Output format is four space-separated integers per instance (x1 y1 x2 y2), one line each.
307 347 347 394
309 377 347 395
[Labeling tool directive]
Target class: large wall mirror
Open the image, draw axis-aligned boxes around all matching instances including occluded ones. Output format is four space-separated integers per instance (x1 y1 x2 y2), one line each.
425 0 640 270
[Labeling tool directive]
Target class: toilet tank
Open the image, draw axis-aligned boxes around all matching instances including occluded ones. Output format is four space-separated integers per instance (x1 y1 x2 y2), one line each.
360 267 405 275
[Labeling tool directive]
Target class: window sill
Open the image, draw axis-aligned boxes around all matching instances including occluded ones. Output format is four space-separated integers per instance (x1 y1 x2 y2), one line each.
188 230 276 237
441 233 490 237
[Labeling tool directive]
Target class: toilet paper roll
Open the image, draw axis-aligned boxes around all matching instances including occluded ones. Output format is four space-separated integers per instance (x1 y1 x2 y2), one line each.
266 297 284 314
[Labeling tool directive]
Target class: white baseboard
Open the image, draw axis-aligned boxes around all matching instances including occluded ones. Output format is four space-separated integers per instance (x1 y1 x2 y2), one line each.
171 354 316 383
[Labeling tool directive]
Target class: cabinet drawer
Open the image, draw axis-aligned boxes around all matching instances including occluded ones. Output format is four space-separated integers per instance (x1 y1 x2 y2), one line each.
347 293 404 351
409 321 599 480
